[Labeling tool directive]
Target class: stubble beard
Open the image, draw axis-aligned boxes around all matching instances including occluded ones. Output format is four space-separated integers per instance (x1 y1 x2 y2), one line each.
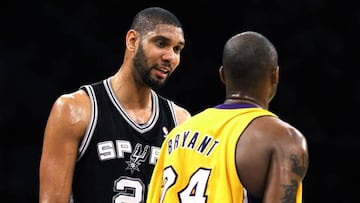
133 44 168 90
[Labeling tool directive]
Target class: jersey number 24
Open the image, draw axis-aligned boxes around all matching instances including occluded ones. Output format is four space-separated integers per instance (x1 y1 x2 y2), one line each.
160 166 211 203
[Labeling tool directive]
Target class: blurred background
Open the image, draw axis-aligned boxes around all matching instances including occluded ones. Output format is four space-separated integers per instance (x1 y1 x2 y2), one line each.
1 0 359 202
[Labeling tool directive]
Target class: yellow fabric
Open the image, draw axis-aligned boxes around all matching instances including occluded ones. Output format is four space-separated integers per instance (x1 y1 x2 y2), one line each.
147 107 303 203
297 182 303 203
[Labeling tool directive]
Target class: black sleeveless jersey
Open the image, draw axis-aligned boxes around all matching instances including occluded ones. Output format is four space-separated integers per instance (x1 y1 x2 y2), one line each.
71 78 178 203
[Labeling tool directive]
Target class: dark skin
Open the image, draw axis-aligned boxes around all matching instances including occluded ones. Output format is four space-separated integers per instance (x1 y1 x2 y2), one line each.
39 24 191 203
219 62 308 202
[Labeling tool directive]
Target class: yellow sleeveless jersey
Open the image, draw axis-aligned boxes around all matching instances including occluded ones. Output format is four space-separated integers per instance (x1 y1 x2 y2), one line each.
147 105 303 203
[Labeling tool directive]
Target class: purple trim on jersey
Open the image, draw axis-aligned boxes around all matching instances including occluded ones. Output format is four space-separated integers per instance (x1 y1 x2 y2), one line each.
215 103 258 109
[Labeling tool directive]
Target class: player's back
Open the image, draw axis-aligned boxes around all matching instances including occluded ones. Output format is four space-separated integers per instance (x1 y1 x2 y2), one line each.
148 103 275 203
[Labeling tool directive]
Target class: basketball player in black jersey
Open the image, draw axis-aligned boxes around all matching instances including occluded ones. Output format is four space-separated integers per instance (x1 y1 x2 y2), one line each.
39 7 191 203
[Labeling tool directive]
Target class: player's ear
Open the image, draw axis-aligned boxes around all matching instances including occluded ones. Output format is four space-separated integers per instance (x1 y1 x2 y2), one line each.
219 66 226 85
271 65 279 85
126 29 139 51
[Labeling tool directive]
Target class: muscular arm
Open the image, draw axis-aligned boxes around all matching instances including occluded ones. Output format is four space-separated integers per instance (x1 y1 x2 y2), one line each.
236 116 309 203
39 90 91 203
262 120 308 203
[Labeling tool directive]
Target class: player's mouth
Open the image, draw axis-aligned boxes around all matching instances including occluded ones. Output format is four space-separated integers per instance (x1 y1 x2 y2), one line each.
153 67 170 78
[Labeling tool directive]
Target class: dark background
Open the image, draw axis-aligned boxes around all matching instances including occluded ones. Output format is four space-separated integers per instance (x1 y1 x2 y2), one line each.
1 0 359 202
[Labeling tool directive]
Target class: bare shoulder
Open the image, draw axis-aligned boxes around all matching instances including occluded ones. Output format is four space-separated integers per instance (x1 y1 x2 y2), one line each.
52 89 90 117
251 116 308 152
48 89 91 139
240 115 308 152
172 103 191 125
266 116 307 149
256 116 309 173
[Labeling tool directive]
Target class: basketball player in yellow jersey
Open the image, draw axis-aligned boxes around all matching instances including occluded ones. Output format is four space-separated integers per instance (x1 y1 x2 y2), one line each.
147 31 309 203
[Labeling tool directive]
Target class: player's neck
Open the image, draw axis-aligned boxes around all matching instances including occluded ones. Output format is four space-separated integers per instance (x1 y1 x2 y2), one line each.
110 72 152 107
224 93 264 109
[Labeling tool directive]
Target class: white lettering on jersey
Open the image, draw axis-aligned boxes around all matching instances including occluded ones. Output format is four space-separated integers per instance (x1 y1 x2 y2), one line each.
115 140 132 158
167 131 219 157
97 140 160 165
97 141 116 160
149 146 160 165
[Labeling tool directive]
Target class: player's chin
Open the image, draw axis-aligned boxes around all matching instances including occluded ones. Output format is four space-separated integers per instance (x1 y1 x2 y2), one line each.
150 78 167 89
157 80 167 88
156 74 169 83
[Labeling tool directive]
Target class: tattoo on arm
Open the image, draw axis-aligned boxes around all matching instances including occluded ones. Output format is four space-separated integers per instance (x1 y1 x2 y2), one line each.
290 153 307 177
281 179 298 203
280 153 308 203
